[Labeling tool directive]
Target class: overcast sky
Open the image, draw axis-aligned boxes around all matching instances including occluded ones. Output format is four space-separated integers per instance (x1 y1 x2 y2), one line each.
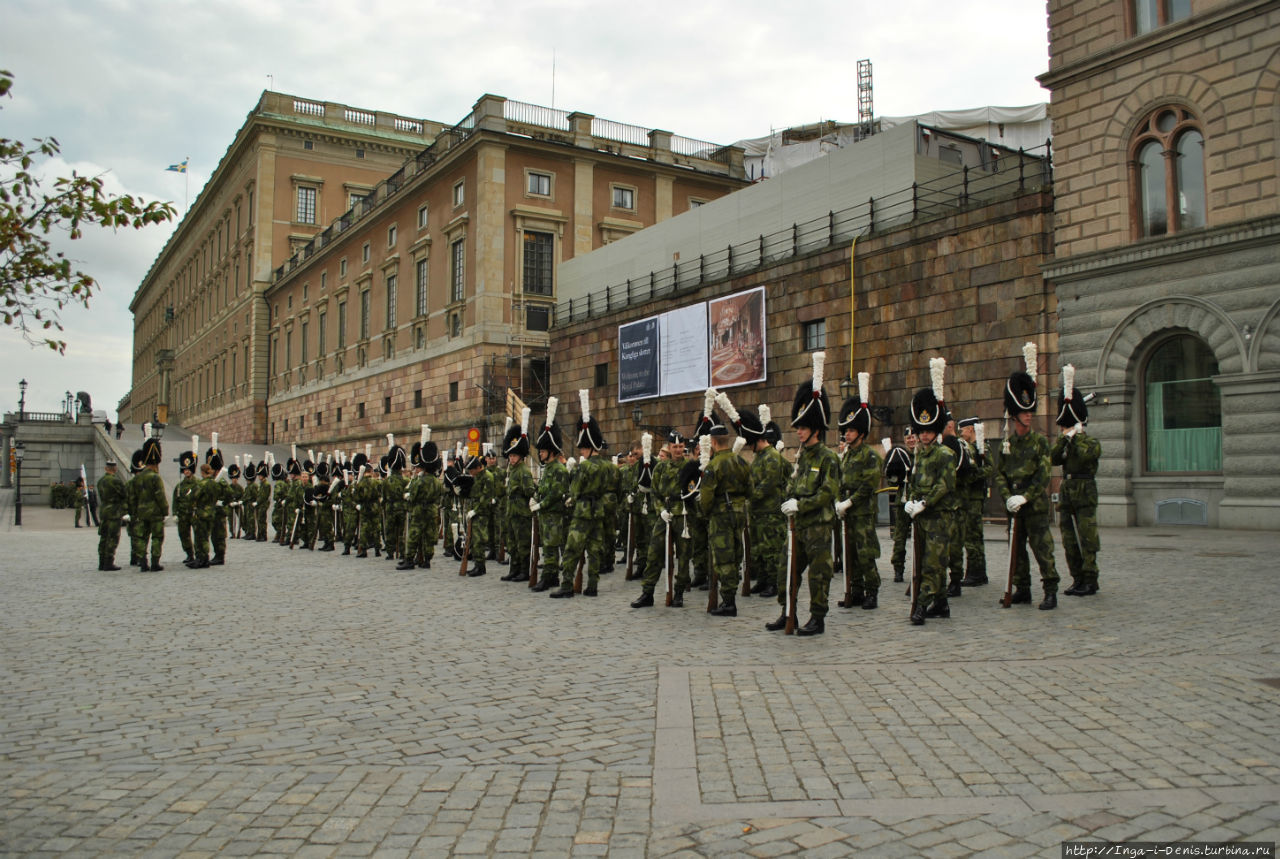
0 0 1049 419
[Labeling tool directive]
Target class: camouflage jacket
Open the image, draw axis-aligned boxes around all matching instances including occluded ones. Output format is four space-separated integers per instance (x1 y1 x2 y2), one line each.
97 472 126 520
906 440 956 515
1051 431 1101 506
172 475 198 519
750 445 789 518
839 442 882 520
995 430 1052 515
787 441 839 529
130 469 169 520
505 460 536 522
699 448 751 519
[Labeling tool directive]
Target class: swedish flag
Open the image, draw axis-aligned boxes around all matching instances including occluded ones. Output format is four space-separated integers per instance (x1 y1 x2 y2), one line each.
166 158 188 173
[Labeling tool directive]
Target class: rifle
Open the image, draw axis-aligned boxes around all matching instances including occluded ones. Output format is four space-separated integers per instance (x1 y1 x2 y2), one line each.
528 513 540 588
288 507 301 550
1000 512 1020 608
706 540 720 613
837 513 855 608
624 509 635 580
740 512 752 597
573 551 585 594
784 513 799 634
459 503 474 577
664 518 674 606
910 515 924 615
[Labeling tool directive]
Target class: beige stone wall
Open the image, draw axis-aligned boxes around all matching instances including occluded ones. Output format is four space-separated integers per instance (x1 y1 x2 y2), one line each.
1043 0 1280 259
552 192 1058 448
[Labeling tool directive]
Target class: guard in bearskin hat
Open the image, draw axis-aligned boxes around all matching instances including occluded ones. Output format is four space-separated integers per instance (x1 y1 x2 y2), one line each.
551 390 610 598
956 418 991 588
129 424 169 572
498 409 537 581
1050 363 1102 597
95 457 127 570
994 342 1060 610
531 397 570 592
402 426 444 570
630 428 693 608
772 352 840 636
352 447 384 559
734 404 785 599
460 445 494 577
173 435 200 566
901 357 955 624
239 455 258 541
382 436 408 562
680 390 721 593
834 372 883 611
227 457 245 541
694 393 751 616
883 427 916 583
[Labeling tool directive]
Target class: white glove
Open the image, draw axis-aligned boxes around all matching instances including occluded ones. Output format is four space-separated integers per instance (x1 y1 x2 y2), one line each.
528 498 541 512
1066 423 1081 438
835 498 852 517
466 509 476 521
491 498 497 506
780 498 799 516
356 504 362 511
252 502 258 508
452 485 462 496
216 500 224 507
122 514 131 523
1006 494 1027 513
905 500 925 518
334 504 341 512
403 493 411 501
564 496 574 508
627 493 634 504
308 499 317 507
660 509 672 523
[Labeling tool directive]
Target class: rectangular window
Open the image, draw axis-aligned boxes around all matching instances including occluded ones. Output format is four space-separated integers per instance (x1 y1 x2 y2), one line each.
318 311 327 354
451 239 465 303
383 396 391 415
612 186 634 210
526 305 550 332
417 204 429 229
337 301 347 349
449 381 458 402
340 258 348 278
360 290 370 340
320 272 327 290
316 411 322 426
414 389 422 409
415 259 429 316
385 274 397 329
357 402 365 419
336 406 342 423
362 243 370 264
452 180 464 208
594 362 608 388
528 172 551 196
296 187 317 223
803 319 827 351
285 331 292 368
387 225 397 247
301 321 309 363
522 231 553 296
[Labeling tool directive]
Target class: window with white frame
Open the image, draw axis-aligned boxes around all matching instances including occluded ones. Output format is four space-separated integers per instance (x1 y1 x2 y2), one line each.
527 171 551 196
387 225 397 247
385 274 397 329
452 180 464 208
360 290 370 340
415 258 429 316
296 186 317 223
611 185 635 210
522 231 553 296
450 238 465 303
417 204 429 230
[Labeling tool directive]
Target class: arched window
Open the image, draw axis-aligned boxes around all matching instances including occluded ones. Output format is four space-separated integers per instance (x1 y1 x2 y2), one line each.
1130 107 1206 239
1143 334 1221 473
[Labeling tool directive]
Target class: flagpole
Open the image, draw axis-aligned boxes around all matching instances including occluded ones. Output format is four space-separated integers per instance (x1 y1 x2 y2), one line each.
185 156 189 215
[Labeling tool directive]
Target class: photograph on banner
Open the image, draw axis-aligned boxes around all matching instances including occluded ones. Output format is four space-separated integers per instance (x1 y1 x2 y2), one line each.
708 286 766 388
618 317 660 402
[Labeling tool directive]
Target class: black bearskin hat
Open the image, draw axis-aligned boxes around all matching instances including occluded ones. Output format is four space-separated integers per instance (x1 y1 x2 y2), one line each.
791 352 831 431
1005 342 1039 417
764 421 782 445
256 462 269 479
142 437 162 467
942 435 968 472
130 449 146 473
315 461 330 480
385 435 406 472
574 389 606 451
271 462 286 481
909 388 947 434
837 372 873 437
678 459 703 503
178 450 197 471
737 404 770 441
503 421 530 459
1056 364 1089 427
227 463 241 479
287 458 302 477
884 445 912 485
692 388 725 438
352 452 369 472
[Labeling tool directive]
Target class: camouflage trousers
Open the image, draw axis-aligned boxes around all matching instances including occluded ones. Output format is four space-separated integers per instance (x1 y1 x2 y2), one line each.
464 508 488 562
98 519 122 566
272 502 286 541
317 505 335 545
507 515 534 581
749 511 785 593
254 502 268 539
176 515 194 558
405 507 438 562
706 509 745 601
135 517 164 564
1058 487 1099 585
562 505 608 589
778 522 834 618
961 496 987 578
890 498 911 575
385 511 406 557
359 510 383 552
1010 511 1060 593
841 514 881 595
947 509 966 587
640 516 690 596
686 512 709 584
193 516 212 563
912 513 950 607
343 506 359 549
212 513 227 558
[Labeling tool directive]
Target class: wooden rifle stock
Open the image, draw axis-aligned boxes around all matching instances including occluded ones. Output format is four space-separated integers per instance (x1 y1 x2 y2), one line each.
528 513 540 587
910 516 924 615
741 512 752 597
573 552 584 594
1000 512 1019 607
664 519 674 606
459 504 473 577
838 515 855 607
785 514 799 635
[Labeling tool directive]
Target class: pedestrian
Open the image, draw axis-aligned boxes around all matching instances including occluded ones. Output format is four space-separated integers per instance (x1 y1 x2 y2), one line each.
1051 364 1102 596
95 459 125 571
73 476 88 527
995 342 1060 610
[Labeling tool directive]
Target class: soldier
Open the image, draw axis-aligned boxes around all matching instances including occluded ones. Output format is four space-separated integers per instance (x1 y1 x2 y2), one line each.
628 435 660 586
132 429 169 571
254 460 271 541
241 456 258 541
772 352 839 636
462 451 492 577
686 389 721 590
1051 364 1102 596
270 459 288 543
125 449 145 566
553 390 611 598
941 419 969 597
73 475 88 527
835 372 884 611
227 458 245 540
884 430 915 584
96 459 126 571
354 455 384 558
206 439 230 565
531 399 570 592
500 410 537 582
957 418 991 587
190 462 216 568
400 428 439 569
631 431 692 607
903 363 957 625
995 342 1060 610
734 406 786 600
484 442 505 563
174 438 199 565
312 461 335 551
700 392 752 616
383 437 409 561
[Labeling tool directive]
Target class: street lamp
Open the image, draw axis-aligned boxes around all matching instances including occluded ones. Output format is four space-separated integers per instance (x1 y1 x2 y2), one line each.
18 379 27 421
631 405 643 426
65 391 74 419
13 441 24 526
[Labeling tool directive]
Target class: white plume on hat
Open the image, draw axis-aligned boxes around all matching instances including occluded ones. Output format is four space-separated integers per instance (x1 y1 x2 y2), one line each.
715 391 740 426
698 434 712 468
546 396 559 427
291 444 297 462
929 357 946 403
365 443 372 459
386 434 395 451
520 407 530 437
579 389 590 423
1063 364 1075 401
211 432 218 450
191 434 200 455
234 454 241 468
1023 341 1038 379
732 436 746 455
858 371 870 405
882 437 892 455
759 404 771 425
975 422 986 449
702 387 717 419
421 425 430 446
812 352 826 390
641 432 652 463
504 416 513 437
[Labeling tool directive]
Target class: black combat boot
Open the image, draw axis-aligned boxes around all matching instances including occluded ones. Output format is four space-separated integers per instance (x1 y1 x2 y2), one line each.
926 598 950 618
861 590 878 610
102 562 121 571
910 602 927 625
709 595 736 617
396 558 415 570
1010 587 1032 605
671 588 684 608
961 566 988 586
211 555 224 566
1039 592 1057 610
1081 582 1098 595
765 613 788 631
342 544 351 555
373 546 381 557
947 580 962 597
468 561 487 577
183 553 194 566
795 615 825 636
532 578 554 592
357 549 368 558
583 583 598 596
630 591 655 609
1063 579 1084 596
691 576 708 591
420 557 431 569
138 560 150 572
549 587 574 599
893 566 905 583
759 583 777 598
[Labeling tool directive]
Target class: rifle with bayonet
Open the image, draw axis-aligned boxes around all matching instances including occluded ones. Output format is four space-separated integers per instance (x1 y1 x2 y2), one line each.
784 513 799 634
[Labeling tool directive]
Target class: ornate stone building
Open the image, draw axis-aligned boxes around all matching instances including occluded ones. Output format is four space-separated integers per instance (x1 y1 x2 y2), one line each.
1040 0 1280 528
126 92 439 440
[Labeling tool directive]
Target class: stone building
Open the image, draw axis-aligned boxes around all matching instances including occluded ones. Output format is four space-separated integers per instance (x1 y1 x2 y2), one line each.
1039 0 1280 528
126 92 441 439
261 95 746 448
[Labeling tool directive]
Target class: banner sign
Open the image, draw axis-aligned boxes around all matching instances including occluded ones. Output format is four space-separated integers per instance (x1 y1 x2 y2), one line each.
618 318 660 402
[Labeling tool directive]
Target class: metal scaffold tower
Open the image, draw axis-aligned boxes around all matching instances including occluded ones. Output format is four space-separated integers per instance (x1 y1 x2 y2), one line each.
857 59 874 139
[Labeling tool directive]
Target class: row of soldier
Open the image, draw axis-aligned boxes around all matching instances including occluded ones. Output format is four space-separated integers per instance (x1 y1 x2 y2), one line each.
94 342 1101 635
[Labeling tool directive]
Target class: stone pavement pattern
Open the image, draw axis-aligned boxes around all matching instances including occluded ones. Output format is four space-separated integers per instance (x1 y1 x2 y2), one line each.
1 496 1277 856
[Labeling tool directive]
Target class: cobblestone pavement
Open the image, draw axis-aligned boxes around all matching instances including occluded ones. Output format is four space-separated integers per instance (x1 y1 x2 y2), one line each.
1 493 1277 856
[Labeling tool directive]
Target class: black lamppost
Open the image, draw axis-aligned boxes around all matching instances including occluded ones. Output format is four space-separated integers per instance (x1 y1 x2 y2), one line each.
18 379 27 421
13 441 24 526
631 405 643 426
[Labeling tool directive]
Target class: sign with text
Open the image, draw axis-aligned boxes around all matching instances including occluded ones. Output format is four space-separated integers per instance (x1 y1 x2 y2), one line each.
618 318 660 402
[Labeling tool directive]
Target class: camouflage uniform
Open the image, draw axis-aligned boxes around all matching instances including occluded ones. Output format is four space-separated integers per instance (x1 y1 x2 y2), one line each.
192 475 217 565
488 460 507 558
785 441 840 617
995 430 1059 595
838 442 883 600
132 468 168 567
561 454 612 592
173 474 198 560
603 462 621 568
126 475 144 564
886 453 912 582
354 475 383 554
405 471 444 565
383 471 408 558
685 501 710 588
1051 432 1101 589
535 459 571 589
96 470 127 568
466 468 495 562
639 457 691 598
958 439 990 583
699 447 751 603
750 444 789 596
270 477 287 541
240 477 258 540
504 459 537 579
210 478 231 561
905 440 957 608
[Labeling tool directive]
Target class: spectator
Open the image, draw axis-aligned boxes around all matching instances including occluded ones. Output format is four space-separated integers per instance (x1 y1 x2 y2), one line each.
104 419 113 435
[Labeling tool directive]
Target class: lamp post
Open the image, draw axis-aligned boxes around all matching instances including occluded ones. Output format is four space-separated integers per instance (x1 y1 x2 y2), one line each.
65 391 74 420
18 379 27 421
13 441 24 526
631 405 643 426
